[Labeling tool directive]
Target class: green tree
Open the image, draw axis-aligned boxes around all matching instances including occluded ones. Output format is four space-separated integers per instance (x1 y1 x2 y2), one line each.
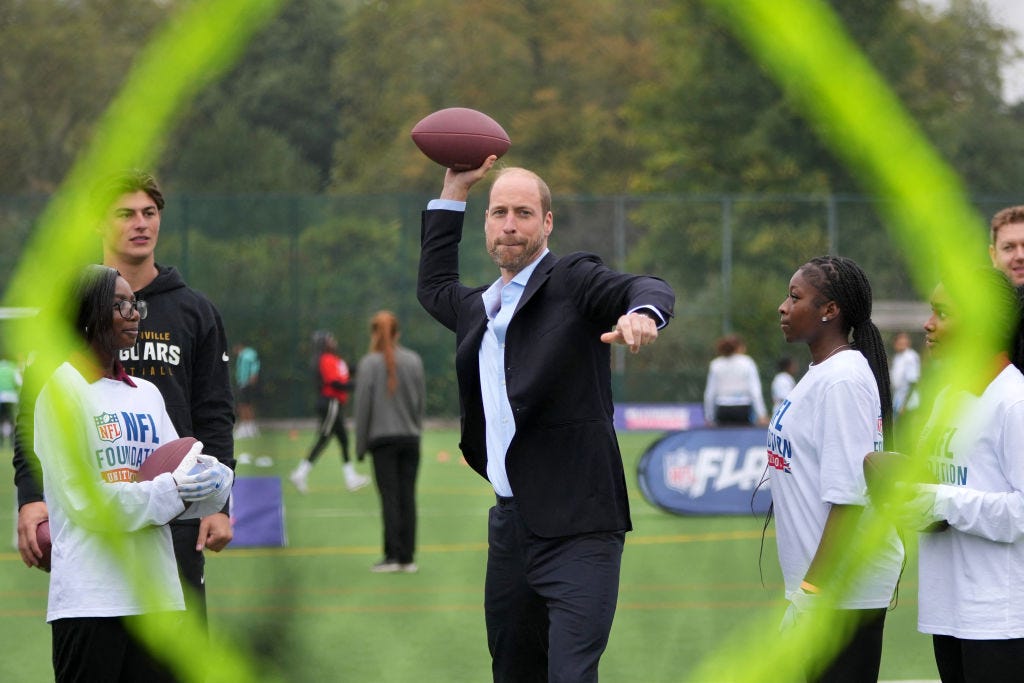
329 0 663 194
161 0 343 192
0 0 168 192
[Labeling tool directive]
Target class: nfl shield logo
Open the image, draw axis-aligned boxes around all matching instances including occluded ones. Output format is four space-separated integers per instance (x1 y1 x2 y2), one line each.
664 450 698 494
94 412 121 442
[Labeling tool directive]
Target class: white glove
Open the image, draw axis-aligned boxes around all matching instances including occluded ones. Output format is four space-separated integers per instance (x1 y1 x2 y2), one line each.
174 453 232 502
780 587 822 632
888 482 944 531
170 441 204 485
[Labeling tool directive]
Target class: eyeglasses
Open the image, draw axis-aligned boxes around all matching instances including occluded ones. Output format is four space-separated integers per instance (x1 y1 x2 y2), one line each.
113 298 148 320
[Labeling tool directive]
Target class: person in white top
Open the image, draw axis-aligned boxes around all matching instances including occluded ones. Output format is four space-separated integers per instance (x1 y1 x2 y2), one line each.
768 255 903 682
35 265 231 682
889 331 921 420
899 267 1024 681
770 356 798 412
703 334 768 426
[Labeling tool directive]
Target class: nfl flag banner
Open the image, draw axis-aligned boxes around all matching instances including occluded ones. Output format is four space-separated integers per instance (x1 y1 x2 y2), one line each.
637 427 771 515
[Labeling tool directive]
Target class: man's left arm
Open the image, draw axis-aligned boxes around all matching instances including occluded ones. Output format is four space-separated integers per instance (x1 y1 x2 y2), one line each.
567 256 674 351
191 302 236 551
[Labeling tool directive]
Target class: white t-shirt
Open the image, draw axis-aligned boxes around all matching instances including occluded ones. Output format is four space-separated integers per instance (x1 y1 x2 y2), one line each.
704 354 768 421
35 362 187 622
767 349 904 608
771 371 796 411
917 364 1024 639
890 348 921 413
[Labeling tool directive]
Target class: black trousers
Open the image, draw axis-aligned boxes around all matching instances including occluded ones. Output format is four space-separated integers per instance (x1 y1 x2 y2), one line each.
714 403 753 425
307 396 350 463
171 522 207 627
933 634 1024 683
485 497 624 683
369 438 420 564
52 614 181 683
808 608 887 683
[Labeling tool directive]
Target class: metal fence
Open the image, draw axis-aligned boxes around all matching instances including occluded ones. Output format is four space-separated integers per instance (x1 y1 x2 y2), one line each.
0 191 1009 418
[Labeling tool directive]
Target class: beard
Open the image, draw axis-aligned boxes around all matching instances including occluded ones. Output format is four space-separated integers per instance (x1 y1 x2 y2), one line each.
487 234 546 274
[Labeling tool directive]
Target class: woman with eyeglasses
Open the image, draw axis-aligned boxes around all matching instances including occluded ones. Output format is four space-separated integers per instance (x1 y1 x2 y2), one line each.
34 265 232 682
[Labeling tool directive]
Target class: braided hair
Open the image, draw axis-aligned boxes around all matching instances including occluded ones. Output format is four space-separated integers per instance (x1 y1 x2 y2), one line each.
800 256 893 448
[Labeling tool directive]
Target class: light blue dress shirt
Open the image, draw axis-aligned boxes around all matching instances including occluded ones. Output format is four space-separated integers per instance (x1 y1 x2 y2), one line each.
478 251 548 497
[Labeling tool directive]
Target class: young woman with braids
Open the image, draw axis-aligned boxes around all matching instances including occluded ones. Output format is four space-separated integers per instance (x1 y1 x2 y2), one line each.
353 311 426 573
767 255 905 682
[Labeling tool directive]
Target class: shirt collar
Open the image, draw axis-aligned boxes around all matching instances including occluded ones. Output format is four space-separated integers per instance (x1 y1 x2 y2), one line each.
482 249 549 318
109 359 137 387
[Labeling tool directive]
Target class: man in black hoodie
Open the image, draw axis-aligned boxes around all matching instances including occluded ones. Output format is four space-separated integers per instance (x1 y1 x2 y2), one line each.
14 170 236 624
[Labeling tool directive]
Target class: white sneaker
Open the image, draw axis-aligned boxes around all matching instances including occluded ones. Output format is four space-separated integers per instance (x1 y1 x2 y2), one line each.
371 560 401 573
289 468 309 494
400 563 419 574
346 473 371 492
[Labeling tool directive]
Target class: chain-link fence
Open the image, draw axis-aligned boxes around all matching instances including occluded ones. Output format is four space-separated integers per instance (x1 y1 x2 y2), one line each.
0 192 1010 418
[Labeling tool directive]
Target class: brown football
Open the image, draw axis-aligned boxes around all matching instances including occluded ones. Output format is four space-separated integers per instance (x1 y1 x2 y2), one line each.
411 107 511 171
137 436 199 482
36 519 52 572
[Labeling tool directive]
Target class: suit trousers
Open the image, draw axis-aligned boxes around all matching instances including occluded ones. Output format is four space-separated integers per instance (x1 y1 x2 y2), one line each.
485 497 625 683
370 438 421 564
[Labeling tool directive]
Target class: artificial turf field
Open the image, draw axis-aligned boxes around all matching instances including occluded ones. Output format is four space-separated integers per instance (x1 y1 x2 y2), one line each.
2 425 940 682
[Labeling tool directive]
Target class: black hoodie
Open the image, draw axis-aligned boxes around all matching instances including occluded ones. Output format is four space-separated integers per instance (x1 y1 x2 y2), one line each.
119 265 235 468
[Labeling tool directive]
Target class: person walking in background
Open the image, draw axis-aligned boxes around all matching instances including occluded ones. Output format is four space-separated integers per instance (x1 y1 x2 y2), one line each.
0 351 22 448
768 255 903 682
417 156 674 682
353 311 426 574
233 343 261 440
703 334 769 426
14 170 235 629
889 331 920 422
770 356 798 413
988 205 1024 286
37 265 231 682
290 330 370 493
896 267 1024 682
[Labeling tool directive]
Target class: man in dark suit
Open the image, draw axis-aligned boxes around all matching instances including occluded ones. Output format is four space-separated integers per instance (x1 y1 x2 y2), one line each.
417 156 675 682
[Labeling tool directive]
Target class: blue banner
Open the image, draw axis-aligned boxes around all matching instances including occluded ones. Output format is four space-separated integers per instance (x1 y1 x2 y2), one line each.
637 427 771 515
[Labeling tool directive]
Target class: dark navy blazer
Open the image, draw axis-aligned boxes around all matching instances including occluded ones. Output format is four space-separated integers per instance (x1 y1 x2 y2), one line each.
417 209 675 538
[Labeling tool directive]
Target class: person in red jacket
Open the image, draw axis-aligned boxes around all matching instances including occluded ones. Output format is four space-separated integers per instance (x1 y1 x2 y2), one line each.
290 331 370 493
